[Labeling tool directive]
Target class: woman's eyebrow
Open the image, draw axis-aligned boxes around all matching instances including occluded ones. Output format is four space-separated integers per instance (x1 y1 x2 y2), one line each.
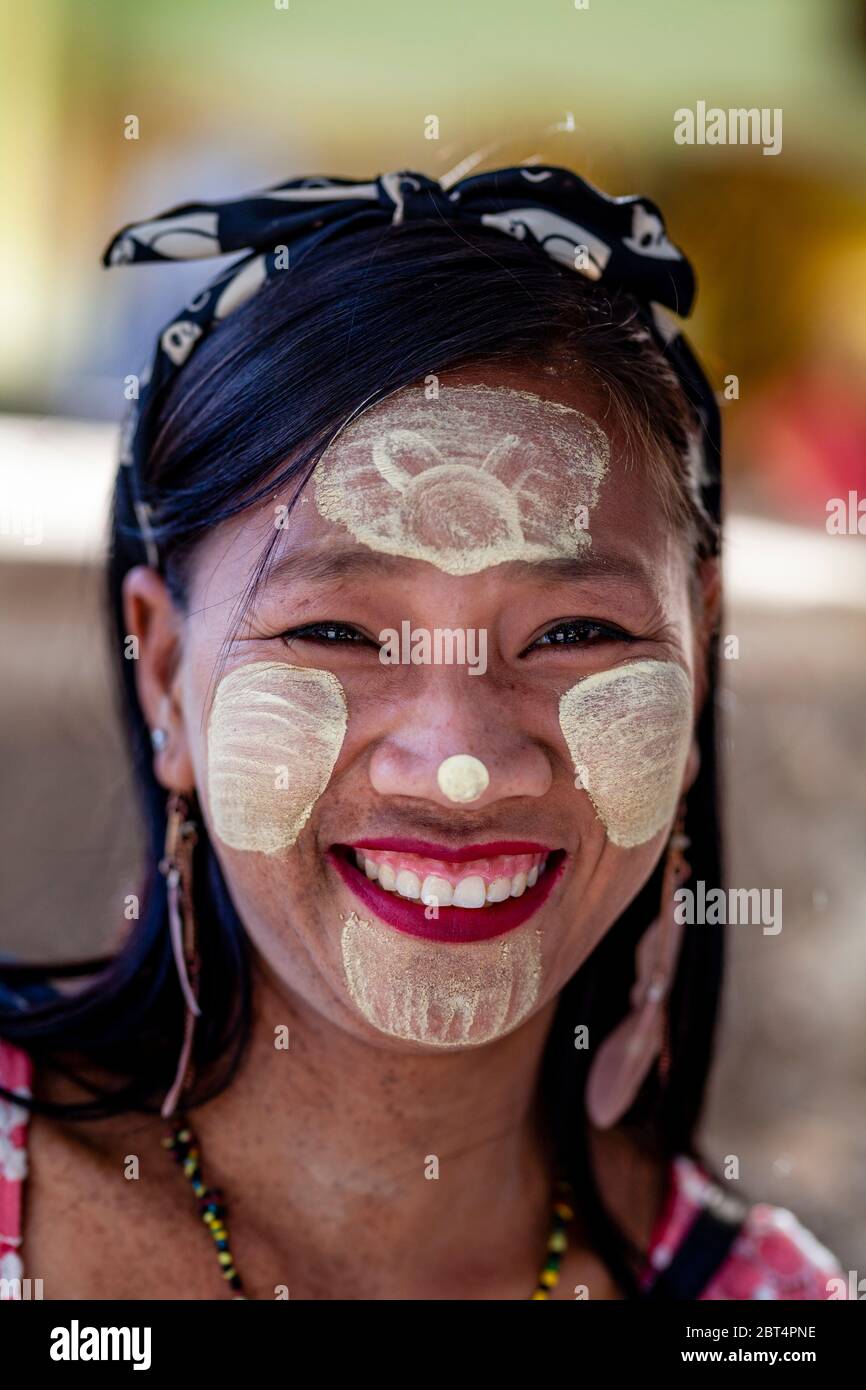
263 547 408 588
509 553 657 590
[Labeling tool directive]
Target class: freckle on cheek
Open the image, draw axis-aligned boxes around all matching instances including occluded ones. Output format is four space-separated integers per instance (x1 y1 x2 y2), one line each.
207 662 347 854
340 916 543 1047
558 659 693 848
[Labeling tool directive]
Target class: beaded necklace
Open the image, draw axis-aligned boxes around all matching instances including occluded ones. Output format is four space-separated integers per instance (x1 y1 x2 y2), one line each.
163 1117 576 1299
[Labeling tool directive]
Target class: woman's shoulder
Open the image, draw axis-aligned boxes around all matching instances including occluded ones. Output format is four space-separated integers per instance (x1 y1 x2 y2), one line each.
0 1038 34 1292
648 1152 847 1300
0 1046 849 1303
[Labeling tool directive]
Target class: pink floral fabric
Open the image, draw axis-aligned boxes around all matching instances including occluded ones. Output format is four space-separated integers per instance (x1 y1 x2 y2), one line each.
640 1153 846 1299
0 1038 846 1300
0 1039 33 1297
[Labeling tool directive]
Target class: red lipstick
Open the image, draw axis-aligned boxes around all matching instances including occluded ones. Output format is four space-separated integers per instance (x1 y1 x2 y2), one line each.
347 838 553 862
328 845 565 943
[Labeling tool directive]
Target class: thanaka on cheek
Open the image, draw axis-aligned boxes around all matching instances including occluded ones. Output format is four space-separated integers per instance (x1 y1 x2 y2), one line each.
558 659 693 848
207 661 348 854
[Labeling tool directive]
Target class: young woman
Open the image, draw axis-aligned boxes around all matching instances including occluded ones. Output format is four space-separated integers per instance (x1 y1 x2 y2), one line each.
0 167 844 1300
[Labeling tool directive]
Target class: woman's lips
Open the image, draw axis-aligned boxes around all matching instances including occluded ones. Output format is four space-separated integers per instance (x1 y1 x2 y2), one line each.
349 838 552 861
328 842 565 943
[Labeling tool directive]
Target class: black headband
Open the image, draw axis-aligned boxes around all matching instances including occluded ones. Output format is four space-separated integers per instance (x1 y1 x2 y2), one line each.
102 164 721 565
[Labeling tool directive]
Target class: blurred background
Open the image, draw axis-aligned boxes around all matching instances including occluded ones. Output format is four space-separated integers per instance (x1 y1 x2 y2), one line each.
1 0 864 1267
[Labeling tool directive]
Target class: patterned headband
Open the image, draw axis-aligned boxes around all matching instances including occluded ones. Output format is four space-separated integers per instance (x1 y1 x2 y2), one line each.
102 164 721 566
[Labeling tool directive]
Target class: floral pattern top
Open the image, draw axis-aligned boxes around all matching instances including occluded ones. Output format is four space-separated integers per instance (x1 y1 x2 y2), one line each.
0 1038 846 1299
0 1040 31 1294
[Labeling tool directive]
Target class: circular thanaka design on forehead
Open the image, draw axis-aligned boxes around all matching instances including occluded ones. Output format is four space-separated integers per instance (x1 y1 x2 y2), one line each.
313 384 609 575
559 659 693 848
340 914 542 1047
207 662 348 854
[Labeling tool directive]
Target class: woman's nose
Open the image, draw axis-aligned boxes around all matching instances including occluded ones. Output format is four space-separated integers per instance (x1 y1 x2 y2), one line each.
367 692 553 809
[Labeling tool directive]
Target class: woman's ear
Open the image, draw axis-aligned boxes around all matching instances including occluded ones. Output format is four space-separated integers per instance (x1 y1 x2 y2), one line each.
682 555 722 795
692 555 722 710
682 739 701 795
122 566 195 794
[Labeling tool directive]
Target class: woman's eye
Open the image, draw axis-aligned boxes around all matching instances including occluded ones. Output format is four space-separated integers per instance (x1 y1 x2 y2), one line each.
530 619 634 650
280 622 372 646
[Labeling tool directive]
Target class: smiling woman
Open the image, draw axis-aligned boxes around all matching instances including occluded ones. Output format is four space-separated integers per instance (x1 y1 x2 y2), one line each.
0 167 843 1301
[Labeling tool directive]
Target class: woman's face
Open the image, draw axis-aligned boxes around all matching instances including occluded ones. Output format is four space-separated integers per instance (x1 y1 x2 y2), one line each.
127 361 717 1052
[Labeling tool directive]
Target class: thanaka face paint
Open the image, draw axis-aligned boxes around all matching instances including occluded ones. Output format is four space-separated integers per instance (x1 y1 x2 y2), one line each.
313 384 609 574
207 662 348 854
558 659 693 848
436 754 490 803
340 912 543 1047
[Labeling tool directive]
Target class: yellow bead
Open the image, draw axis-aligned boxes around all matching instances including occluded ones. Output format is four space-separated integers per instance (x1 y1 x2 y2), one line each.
218 1252 232 1266
547 1230 567 1253
540 1269 558 1288
554 1201 574 1221
531 1289 549 1300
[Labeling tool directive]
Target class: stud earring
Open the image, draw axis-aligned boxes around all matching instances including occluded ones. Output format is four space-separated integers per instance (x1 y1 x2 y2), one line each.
151 727 168 752
585 803 690 1130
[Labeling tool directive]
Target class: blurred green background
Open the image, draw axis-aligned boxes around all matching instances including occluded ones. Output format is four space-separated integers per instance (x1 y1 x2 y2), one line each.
1 0 865 1270
2 0 866 521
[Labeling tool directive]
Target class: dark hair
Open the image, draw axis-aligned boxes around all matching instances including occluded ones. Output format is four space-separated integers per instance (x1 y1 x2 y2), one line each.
0 219 724 1297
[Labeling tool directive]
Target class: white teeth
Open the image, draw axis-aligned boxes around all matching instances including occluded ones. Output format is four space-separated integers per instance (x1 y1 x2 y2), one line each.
486 877 512 903
378 862 397 892
395 869 421 900
421 875 453 907
453 875 486 909
350 850 553 906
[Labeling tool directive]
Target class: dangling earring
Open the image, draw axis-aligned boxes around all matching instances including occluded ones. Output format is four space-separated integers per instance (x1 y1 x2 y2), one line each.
158 792 202 1119
585 803 691 1131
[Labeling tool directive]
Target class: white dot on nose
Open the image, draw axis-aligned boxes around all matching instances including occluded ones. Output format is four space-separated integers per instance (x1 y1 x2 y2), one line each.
436 754 490 803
